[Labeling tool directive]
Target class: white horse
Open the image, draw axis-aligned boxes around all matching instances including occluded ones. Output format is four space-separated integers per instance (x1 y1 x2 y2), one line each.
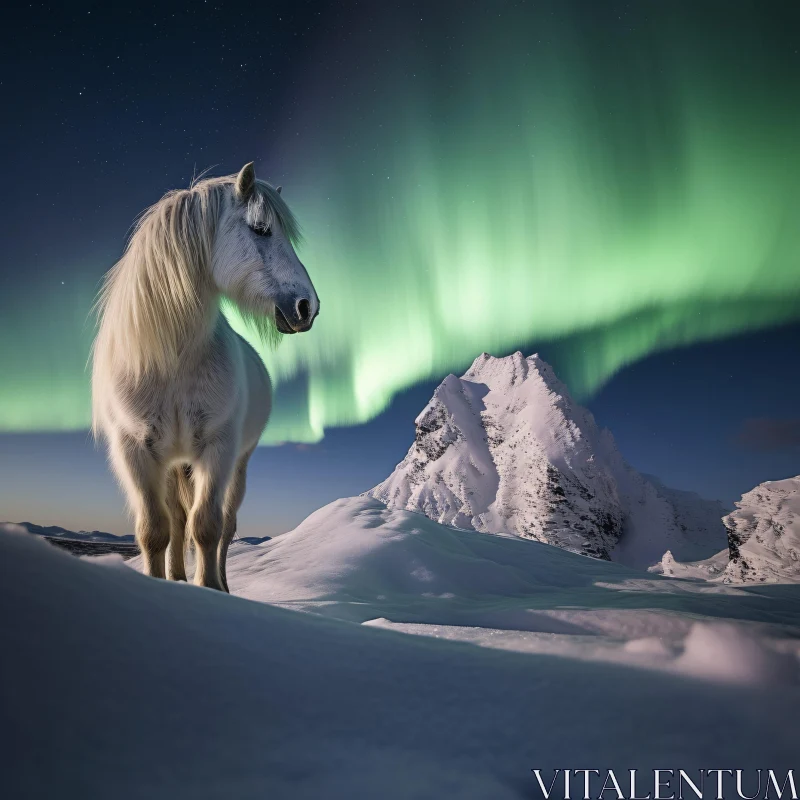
92 163 318 591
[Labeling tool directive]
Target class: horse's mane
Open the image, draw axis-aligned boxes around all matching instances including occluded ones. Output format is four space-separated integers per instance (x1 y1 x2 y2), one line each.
92 174 300 400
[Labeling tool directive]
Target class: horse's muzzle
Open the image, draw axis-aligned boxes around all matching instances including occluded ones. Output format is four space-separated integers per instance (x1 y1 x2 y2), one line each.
274 297 318 334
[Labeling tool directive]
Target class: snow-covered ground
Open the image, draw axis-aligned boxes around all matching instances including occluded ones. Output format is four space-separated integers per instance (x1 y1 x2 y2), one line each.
222 497 800 679
5 497 800 797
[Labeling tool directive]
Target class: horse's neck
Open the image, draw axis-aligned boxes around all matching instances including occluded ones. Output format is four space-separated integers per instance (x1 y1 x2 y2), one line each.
177 290 223 366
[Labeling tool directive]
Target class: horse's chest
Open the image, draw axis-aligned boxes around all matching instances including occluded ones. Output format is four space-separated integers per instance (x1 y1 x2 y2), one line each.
117 361 240 455
170 372 239 445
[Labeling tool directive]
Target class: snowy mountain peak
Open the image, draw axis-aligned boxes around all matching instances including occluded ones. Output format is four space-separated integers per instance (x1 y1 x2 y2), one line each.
464 351 565 395
655 475 800 584
368 351 728 568
723 476 800 583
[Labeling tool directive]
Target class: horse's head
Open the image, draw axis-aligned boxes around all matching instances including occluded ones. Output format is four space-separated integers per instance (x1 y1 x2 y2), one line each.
213 162 319 334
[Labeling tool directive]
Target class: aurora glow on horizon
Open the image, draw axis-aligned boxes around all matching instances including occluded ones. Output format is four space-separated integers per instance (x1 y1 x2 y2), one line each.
2 2 798 444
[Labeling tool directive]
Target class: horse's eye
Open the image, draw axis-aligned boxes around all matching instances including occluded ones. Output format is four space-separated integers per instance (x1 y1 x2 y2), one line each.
252 224 272 237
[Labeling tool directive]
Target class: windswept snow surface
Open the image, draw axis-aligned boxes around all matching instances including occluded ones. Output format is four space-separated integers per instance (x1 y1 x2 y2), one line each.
223 497 800 678
4 501 800 798
368 352 727 569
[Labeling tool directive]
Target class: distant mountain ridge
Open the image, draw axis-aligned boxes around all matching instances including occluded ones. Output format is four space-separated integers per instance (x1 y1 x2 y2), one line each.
368 351 728 569
0 521 134 543
1 521 271 551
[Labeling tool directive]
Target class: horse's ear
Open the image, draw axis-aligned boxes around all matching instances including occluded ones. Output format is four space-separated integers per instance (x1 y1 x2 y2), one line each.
276 185 282 195
235 162 256 202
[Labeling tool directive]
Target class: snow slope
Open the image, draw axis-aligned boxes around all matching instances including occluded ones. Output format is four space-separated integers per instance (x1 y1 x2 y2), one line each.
368 352 727 568
658 476 800 584
4 509 800 798
222 497 800 677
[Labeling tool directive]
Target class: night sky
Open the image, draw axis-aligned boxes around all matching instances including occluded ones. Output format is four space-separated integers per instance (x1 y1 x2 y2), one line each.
1 1 798 536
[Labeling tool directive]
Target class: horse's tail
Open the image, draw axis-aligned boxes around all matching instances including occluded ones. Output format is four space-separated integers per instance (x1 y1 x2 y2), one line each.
170 464 196 552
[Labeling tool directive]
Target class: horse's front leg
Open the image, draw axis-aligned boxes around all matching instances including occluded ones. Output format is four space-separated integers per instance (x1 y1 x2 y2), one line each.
189 435 236 591
218 447 255 593
110 432 169 579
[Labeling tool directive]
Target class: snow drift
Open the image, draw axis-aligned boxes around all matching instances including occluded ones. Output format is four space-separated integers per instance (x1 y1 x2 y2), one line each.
4 511 800 798
221 497 800 680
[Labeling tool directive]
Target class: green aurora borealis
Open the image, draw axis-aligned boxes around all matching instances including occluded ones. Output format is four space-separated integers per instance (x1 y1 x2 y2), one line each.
2 2 799 444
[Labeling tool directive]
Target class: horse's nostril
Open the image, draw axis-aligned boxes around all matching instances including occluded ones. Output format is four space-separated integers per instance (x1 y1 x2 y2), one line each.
296 298 311 323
